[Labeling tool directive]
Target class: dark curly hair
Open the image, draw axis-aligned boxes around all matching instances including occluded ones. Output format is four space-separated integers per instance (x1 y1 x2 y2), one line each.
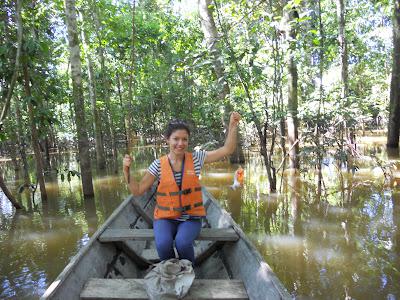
164 119 190 139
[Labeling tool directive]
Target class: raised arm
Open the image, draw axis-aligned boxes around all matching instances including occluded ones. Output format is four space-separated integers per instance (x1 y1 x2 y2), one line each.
123 155 156 196
204 112 241 163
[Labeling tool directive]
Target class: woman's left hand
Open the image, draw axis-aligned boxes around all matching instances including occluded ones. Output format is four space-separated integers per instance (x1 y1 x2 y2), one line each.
229 111 241 128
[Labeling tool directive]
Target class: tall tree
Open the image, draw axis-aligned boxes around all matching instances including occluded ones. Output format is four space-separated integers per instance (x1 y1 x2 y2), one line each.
19 0 48 201
388 0 400 148
284 2 300 169
14 96 30 186
198 0 244 163
336 0 349 101
93 6 119 173
23 63 48 201
0 0 22 126
198 0 230 100
126 0 136 148
316 0 325 200
80 10 106 170
336 0 354 160
64 0 94 196
0 0 23 209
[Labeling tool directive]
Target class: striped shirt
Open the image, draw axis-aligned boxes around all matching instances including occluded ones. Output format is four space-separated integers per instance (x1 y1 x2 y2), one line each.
148 150 206 221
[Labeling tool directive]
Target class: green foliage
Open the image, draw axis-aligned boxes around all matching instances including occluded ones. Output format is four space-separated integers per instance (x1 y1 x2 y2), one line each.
0 0 394 188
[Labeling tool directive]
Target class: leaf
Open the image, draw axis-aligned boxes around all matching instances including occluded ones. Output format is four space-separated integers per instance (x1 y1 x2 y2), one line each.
61 173 65 182
312 38 320 46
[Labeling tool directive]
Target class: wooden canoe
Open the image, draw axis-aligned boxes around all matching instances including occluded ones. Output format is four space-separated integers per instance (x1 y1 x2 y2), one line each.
41 188 291 300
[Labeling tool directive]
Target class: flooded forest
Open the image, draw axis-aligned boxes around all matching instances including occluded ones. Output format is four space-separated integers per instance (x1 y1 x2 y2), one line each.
1 0 400 299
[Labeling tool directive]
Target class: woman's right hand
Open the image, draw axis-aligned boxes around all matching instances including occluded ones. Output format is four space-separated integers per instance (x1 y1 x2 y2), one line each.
229 111 241 128
123 154 132 170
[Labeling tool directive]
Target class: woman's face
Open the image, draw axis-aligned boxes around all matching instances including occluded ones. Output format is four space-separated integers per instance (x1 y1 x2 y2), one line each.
167 129 189 156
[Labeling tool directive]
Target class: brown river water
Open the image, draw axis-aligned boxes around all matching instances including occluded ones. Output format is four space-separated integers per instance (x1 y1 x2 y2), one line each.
1 136 400 299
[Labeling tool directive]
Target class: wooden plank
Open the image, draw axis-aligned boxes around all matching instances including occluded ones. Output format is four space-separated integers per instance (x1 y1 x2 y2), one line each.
131 201 154 227
99 228 239 243
80 278 248 300
115 242 152 269
194 241 224 266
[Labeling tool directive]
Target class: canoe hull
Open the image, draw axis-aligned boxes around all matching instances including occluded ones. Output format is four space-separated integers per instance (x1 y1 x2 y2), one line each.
41 188 290 300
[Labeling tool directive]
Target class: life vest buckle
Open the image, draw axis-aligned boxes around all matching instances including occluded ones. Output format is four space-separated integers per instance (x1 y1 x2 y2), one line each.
181 188 191 195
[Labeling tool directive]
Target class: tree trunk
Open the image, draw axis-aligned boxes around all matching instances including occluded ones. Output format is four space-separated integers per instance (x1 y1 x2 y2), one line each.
285 4 300 169
316 0 325 201
336 0 355 161
93 7 118 174
336 0 349 100
261 141 277 193
198 0 245 163
0 172 22 209
0 0 23 125
388 0 400 148
64 0 94 196
18 0 47 201
0 0 23 127
198 0 230 100
15 96 30 185
9 141 20 180
116 71 129 152
81 11 106 169
43 137 51 170
23 64 48 201
126 0 136 148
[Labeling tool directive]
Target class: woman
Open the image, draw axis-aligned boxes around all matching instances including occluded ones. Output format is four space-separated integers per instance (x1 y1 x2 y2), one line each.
123 112 241 264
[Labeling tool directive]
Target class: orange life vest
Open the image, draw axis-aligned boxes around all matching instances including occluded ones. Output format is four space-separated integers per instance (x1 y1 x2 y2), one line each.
154 152 206 220
236 168 244 185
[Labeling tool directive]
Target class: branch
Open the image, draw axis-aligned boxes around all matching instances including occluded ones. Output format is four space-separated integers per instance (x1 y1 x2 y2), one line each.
0 0 23 127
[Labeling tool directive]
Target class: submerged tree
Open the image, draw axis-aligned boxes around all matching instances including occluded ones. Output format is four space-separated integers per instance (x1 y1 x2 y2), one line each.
388 0 400 148
80 7 106 170
0 0 24 209
64 0 94 196
283 1 300 170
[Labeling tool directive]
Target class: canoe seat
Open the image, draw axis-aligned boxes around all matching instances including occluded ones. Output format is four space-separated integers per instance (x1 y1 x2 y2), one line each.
99 228 239 243
80 278 249 299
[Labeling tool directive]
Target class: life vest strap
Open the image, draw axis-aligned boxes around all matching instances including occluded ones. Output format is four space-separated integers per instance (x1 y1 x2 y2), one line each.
170 188 191 196
157 187 202 197
156 201 204 212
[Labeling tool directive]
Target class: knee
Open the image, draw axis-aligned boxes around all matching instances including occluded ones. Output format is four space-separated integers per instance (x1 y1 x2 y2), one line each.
155 235 174 250
175 237 192 250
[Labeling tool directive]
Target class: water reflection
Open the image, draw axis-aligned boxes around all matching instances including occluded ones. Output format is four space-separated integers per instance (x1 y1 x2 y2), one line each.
0 154 132 299
209 145 400 298
1 139 400 299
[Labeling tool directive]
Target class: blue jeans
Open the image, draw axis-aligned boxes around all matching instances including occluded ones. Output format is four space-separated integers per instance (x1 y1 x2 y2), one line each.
153 219 202 264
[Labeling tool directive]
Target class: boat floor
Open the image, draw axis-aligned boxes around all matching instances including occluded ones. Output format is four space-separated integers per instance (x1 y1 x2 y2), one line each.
81 278 248 300
42 190 291 300
84 223 247 299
